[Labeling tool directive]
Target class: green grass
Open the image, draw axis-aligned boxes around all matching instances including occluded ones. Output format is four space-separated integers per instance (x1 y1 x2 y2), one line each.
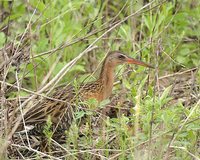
0 0 199 159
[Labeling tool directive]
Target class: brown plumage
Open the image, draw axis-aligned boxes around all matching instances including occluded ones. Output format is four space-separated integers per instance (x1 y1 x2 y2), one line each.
18 51 153 132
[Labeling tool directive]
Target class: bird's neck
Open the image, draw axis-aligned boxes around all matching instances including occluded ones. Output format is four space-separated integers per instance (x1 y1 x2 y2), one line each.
98 61 115 100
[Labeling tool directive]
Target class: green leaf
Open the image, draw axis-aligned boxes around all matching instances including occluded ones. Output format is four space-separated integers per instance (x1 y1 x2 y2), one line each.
99 99 110 108
71 64 85 72
85 98 98 110
176 55 189 65
0 32 5 48
43 116 53 140
75 110 86 119
138 75 148 91
160 85 172 103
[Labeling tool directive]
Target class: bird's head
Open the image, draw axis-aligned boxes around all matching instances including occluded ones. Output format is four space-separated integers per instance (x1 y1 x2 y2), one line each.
105 51 153 68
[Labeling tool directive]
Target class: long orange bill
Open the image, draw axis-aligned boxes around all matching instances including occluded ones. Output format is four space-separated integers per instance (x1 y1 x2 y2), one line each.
126 57 154 68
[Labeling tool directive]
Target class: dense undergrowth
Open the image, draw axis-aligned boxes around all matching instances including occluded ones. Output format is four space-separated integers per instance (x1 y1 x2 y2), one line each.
0 0 199 159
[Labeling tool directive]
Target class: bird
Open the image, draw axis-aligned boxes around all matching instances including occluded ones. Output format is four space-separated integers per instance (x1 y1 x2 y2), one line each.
17 51 153 133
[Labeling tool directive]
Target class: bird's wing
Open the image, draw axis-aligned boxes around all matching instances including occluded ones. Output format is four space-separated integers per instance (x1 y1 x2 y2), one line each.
18 85 78 131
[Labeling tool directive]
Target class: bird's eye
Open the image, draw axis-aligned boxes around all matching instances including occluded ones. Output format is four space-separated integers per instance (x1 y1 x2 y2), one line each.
118 55 126 59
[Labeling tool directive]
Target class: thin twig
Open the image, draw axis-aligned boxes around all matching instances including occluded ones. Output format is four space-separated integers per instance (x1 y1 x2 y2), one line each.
170 145 200 160
11 143 62 160
15 70 31 147
170 99 200 146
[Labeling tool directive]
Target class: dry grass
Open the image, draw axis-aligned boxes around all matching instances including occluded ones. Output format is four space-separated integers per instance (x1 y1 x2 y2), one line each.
0 0 199 159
